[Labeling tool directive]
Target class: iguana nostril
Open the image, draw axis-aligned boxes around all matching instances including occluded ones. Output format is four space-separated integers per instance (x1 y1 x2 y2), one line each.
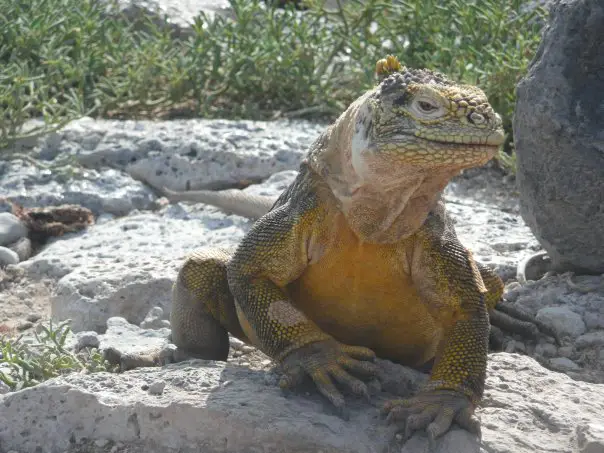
469 112 485 125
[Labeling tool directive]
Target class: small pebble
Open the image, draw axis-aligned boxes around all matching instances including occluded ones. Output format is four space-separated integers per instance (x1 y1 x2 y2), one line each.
550 357 580 371
8 237 32 262
140 306 169 330
229 337 245 350
0 246 19 266
75 331 100 350
16 321 33 331
240 345 256 354
148 380 166 395
26 313 42 323
159 344 177 364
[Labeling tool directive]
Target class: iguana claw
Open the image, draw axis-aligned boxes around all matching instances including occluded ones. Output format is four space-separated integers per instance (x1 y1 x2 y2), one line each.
383 389 480 442
279 340 379 412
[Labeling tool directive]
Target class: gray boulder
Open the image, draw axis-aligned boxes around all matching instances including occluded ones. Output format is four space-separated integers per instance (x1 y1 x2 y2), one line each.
514 0 604 274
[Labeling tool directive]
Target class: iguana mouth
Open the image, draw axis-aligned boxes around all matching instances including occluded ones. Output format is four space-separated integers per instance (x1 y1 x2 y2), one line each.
387 132 504 148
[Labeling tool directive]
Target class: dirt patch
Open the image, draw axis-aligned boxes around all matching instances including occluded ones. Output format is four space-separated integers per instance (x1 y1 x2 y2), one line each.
0 266 53 335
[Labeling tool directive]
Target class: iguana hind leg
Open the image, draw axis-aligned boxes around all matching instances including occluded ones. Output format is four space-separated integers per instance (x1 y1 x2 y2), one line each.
106 248 247 371
170 248 249 361
478 263 560 346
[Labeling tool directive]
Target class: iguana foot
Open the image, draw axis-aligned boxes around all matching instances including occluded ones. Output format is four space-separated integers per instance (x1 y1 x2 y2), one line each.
489 302 561 346
279 340 379 413
383 390 480 443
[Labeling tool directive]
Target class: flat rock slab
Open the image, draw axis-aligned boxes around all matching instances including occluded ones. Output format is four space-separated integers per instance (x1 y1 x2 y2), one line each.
0 161 157 216
40 117 324 192
19 172 293 332
1 353 602 453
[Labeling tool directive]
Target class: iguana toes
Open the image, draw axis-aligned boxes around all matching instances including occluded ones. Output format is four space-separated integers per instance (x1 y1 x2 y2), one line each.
164 56 534 441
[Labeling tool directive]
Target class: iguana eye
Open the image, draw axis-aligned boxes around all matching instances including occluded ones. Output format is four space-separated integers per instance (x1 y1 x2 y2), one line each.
410 96 445 118
417 100 438 112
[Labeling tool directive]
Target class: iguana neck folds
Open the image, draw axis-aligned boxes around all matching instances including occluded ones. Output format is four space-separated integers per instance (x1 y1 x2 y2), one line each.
308 92 477 244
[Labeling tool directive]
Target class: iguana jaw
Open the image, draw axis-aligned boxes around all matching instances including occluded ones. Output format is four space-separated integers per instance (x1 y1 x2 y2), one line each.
374 136 501 168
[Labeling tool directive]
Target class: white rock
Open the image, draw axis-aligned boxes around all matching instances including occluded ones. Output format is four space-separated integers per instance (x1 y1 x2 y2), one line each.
536 306 586 338
0 246 20 266
0 213 27 247
42 118 324 192
140 306 170 330
25 211 248 331
147 380 166 395
99 317 170 356
0 354 601 453
1 162 157 217
24 169 295 331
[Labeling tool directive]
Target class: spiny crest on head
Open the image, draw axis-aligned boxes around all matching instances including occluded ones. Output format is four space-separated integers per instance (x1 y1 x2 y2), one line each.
375 55 404 81
375 55 454 90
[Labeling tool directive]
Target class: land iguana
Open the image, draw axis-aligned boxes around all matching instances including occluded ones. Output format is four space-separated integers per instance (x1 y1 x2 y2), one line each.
154 56 557 441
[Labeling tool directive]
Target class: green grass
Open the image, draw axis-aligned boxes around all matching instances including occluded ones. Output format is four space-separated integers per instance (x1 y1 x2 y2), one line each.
1 0 546 167
0 320 115 391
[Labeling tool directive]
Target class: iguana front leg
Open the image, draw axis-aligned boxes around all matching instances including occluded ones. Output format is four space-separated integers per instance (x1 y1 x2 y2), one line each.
384 209 488 441
227 191 379 410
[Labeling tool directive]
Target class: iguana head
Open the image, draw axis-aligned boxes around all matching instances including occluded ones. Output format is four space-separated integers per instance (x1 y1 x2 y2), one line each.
359 55 504 169
308 55 505 242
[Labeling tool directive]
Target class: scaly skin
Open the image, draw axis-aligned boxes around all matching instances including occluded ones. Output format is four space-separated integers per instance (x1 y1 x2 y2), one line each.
168 55 512 442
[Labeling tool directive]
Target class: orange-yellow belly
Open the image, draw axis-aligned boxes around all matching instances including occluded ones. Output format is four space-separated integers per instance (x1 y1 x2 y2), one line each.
286 220 441 368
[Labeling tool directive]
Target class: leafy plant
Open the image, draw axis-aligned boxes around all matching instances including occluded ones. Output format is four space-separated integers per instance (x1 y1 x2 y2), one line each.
0 0 546 170
0 319 115 391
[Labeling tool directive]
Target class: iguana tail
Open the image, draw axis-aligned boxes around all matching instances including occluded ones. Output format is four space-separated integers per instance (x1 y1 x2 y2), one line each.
162 187 276 219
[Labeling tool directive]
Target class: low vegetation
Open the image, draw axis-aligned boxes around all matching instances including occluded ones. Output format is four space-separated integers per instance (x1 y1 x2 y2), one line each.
0 320 115 391
2 0 546 162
